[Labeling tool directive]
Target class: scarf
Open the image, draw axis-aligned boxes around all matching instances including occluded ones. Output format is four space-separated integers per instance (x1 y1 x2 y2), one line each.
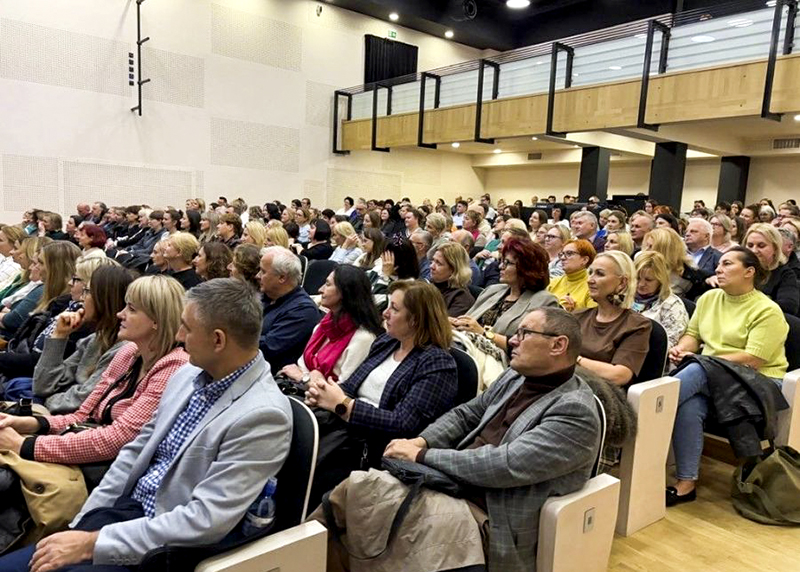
302 311 359 381
631 291 660 313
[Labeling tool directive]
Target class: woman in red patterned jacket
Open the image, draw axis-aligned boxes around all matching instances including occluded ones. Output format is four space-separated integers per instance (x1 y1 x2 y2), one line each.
0 275 188 465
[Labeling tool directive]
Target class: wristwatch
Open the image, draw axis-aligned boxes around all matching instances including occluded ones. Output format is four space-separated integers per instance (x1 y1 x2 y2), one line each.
335 396 353 416
483 326 496 342
301 373 311 384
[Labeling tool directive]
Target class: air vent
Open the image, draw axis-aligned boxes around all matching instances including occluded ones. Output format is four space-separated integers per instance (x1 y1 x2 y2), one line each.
773 138 800 149
527 152 543 160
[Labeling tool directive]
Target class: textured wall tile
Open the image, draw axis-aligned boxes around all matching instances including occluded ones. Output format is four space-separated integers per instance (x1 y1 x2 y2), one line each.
210 117 300 172
2 155 59 212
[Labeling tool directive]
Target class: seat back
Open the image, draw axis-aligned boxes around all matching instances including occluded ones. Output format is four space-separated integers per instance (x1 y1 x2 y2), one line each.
274 397 319 532
450 347 479 405
635 319 668 383
302 260 337 295
784 313 800 371
681 297 696 318
591 395 607 478
298 255 309 285
468 284 484 300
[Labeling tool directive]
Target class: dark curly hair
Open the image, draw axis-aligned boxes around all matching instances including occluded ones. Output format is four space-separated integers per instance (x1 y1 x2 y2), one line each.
200 242 232 280
501 237 549 292
232 243 261 289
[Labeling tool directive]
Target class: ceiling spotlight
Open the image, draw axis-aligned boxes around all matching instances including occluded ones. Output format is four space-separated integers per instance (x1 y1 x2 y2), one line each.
609 65 622 70
573 144 580 148
493 148 502 154
535 61 545 65
389 12 399 21
451 142 461 148
531 136 538 140
691 35 715 43
766 0 777 6
506 0 531 8
794 114 800 122
445 30 454 39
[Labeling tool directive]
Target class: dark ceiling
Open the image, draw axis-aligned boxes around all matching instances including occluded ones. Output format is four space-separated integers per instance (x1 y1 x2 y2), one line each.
328 0 728 51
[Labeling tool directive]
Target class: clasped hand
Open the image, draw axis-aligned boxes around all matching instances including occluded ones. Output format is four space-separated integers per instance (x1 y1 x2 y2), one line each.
304 371 345 412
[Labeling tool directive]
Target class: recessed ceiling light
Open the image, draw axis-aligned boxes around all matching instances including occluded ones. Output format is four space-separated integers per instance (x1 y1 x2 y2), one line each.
794 114 800 122
635 33 647 39
609 65 622 70
535 61 545 65
493 148 502 154
531 136 538 140
728 18 753 27
573 144 580 148
451 142 461 148
389 12 399 21
444 30 454 39
691 35 715 43
573 73 579 77
506 0 531 8
766 0 777 6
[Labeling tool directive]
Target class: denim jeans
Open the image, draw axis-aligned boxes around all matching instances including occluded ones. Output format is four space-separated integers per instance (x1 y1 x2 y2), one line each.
672 362 782 481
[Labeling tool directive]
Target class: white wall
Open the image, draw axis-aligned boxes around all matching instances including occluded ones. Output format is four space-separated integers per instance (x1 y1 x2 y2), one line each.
0 0 483 223
746 156 800 206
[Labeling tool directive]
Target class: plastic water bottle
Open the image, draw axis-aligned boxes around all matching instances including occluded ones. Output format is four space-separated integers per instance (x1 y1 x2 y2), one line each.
242 477 277 536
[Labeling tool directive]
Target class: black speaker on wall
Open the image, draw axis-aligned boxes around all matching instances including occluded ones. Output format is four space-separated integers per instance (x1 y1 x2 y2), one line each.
364 34 418 85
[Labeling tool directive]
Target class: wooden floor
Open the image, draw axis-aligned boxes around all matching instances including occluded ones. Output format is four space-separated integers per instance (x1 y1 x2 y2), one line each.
609 456 800 572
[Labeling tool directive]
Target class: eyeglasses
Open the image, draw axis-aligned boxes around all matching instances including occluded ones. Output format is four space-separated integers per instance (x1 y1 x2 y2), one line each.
70 276 83 285
543 235 559 241
558 250 579 259
81 287 91 298
499 258 516 267
514 327 559 341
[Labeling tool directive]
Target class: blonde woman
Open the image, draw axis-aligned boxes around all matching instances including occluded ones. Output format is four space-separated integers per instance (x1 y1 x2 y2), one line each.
429 242 475 317
744 223 799 315
543 224 571 278
575 251 652 386
642 228 702 298
604 230 634 257
632 251 689 350
265 226 290 248
198 211 219 246
424 212 450 256
709 213 734 253
330 221 362 265
243 220 267 249
164 232 202 290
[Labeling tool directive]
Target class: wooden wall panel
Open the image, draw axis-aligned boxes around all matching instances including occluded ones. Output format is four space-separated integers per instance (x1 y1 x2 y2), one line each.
339 54 800 151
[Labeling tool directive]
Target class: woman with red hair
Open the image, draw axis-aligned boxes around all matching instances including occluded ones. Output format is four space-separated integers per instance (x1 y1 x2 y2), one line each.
76 223 108 263
547 239 597 312
452 237 559 386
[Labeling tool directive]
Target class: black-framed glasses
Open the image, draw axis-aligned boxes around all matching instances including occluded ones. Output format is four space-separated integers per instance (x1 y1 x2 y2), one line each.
499 258 516 267
71 276 83 285
513 327 560 341
558 250 579 259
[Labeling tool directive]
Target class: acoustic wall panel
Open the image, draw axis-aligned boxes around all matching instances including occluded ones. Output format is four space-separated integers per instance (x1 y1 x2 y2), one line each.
2 155 59 212
303 179 325 206
382 150 442 186
211 4 302 71
0 19 130 96
326 167 402 200
63 161 194 210
142 47 205 108
210 118 300 172
305 80 334 128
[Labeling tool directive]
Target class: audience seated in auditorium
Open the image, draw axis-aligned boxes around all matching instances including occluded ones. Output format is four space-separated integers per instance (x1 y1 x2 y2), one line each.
410 229 432 281
632 251 689 351
742 223 799 315
198 211 218 246
0 238 53 338
300 219 334 261
709 213 735 253
643 228 708 300
305 280 457 508
194 241 232 281
215 213 242 250
31 264 132 414
604 230 634 257
370 307 600 572
424 212 450 256
257 246 320 375
571 211 606 253
450 230 483 288
353 227 385 273
329 221 362 265
368 238 420 297
684 218 722 276
575 251 652 386
429 242 476 318
229 243 261 290
144 240 168 275
280 265 382 384
667 247 789 506
541 223 569 277
242 220 267 249
0 226 22 294
779 227 800 281
76 224 108 264
0 278 292 571
629 212 654 254
164 232 202 290
548 239 597 312
0 275 187 474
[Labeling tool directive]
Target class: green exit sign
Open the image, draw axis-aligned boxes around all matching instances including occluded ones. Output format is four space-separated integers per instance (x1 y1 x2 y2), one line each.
388 30 397 39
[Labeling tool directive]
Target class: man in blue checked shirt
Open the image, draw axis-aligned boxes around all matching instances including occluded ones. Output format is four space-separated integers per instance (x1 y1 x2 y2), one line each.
0 278 292 572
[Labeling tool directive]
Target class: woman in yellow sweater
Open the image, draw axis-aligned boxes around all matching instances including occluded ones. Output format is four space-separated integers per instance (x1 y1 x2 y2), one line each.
666 246 789 506
547 239 597 312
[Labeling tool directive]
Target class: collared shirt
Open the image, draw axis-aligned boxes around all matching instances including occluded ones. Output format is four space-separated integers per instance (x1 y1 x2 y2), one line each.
260 286 320 374
689 245 709 266
131 355 258 517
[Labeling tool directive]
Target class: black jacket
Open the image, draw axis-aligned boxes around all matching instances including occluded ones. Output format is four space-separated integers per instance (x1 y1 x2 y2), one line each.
676 355 789 459
786 251 800 282
300 242 334 261
760 264 800 316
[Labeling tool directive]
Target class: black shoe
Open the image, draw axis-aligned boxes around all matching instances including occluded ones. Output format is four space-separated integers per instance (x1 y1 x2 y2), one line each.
666 486 697 507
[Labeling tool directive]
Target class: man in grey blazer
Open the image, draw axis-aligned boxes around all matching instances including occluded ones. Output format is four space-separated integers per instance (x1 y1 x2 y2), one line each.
386 307 600 572
12 279 292 572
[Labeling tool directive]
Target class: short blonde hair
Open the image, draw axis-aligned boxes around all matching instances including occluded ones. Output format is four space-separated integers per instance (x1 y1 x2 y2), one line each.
244 221 267 248
643 228 692 275
76 256 120 284
333 221 356 239
425 213 448 236
265 226 289 248
168 232 199 264
433 242 473 289
606 231 634 256
595 251 637 309
634 251 672 301
125 275 185 359
504 218 528 232
744 223 786 270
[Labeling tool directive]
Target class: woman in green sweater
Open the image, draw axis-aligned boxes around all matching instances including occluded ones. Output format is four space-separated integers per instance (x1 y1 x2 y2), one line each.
666 246 789 505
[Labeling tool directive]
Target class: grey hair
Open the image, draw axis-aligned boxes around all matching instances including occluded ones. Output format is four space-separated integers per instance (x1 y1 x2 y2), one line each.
413 229 433 249
263 245 301 285
688 217 713 237
571 210 598 228
186 278 263 349
535 307 582 360
779 227 797 247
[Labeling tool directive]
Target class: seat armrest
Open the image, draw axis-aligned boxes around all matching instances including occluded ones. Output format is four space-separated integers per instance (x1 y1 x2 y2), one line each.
777 369 800 450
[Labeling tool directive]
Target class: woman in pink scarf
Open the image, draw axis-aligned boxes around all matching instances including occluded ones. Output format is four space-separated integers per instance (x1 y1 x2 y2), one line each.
279 265 383 383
